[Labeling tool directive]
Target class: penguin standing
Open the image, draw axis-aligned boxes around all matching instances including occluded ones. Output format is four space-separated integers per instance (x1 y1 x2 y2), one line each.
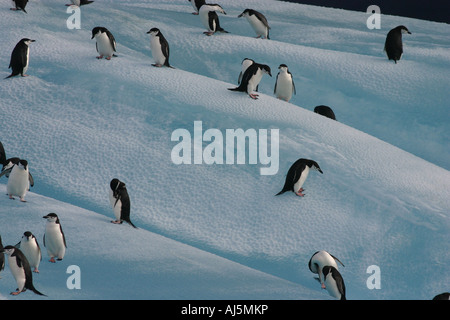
308 250 344 289
10 0 28 13
5 38 35 79
91 27 117 60
16 231 42 273
238 9 270 39
228 62 271 99
66 0 94 6
0 159 34 202
274 64 296 102
109 178 137 228
384 25 411 63
0 246 46 296
314 105 336 120
276 158 322 196
199 4 228 36
146 28 173 68
322 266 346 300
43 213 66 262
188 0 205 15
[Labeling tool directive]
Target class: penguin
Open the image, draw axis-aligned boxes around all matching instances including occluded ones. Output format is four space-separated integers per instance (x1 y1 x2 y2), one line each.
238 58 254 85
5 38 35 79
314 105 336 120
109 178 137 228
10 0 28 13
276 158 322 196
199 4 228 36
322 266 346 300
66 0 94 6
274 64 296 102
16 231 41 273
0 141 20 178
384 25 411 63
91 27 117 60
0 236 5 278
43 213 66 262
146 28 173 68
0 159 34 202
308 250 344 289
188 0 205 15
432 292 450 300
238 9 270 39
0 246 46 296
228 63 271 99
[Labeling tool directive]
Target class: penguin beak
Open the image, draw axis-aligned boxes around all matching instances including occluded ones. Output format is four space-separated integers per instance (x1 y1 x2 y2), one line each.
318 169 323 174
238 13 243 18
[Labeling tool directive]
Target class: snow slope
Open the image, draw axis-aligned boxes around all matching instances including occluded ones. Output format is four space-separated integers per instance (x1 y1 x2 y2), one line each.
0 0 449 300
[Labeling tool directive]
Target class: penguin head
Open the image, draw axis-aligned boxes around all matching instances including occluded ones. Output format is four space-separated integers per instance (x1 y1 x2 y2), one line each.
21 38 35 46
0 245 16 256
146 28 160 36
398 25 412 34
238 9 252 18
305 159 323 174
261 64 272 77
43 213 59 223
91 27 107 39
278 64 289 73
22 231 34 241
210 4 226 15
110 178 125 192
18 159 28 170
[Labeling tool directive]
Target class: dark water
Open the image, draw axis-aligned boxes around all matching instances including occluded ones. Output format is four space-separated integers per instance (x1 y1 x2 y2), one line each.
279 0 450 24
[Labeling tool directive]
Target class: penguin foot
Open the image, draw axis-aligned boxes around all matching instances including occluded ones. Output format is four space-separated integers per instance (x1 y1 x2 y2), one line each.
111 220 122 224
20 198 27 202
96 55 103 59
9 195 15 200
49 257 56 263
106 56 112 60
321 283 326 289
203 31 214 36
10 291 21 295
295 191 305 197
33 268 39 273
192 12 199 15
249 93 259 99
151 64 163 67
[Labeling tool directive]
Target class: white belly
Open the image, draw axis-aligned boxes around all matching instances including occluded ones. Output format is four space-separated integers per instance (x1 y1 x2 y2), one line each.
247 15 268 38
7 168 29 197
275 74 294 101
325 275 342 299
45 224 65 259
23 47 30 74
96 33 114 57
109 189 122 220
199 7 216 31
247 70 263 93
309 251 338 274
8 256 26 291
150 37 166 65
20 241 41 269
294 166 309 192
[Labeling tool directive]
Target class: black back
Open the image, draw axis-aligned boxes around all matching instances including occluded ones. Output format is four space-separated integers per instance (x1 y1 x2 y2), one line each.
208 11 227 33
7 38 32 78
110 179 136 228
385 25 410 63
323 266 346 300
314 105 336 120
229 63 270 93
276 158 322 195
13 0 28 13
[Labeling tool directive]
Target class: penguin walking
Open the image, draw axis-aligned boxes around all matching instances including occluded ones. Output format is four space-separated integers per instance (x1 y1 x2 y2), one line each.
0 159 34 202
228 62 271 99
188 0 205 15
314 105 336 120
66 0 94 6
0 246 46 296
276 158 322 196
43 213 66 262
238 9 270 39
16 231 41 273
308 250 344 289
10 0 28 13
384 25 411 63
274 64 296 102
109 178 137 228
199 4 228 36
91 27 117 60
147 28 173 68
322 266 346 300
5 38 35 79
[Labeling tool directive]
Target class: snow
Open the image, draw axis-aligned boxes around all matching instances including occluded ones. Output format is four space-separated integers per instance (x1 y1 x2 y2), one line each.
0 0 449 300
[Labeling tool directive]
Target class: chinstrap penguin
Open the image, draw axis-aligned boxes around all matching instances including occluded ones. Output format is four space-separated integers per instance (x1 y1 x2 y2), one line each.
228 62 271 99
66 0 94 6
10 0 28 13
0 159 34 202
276 158 322 196
384 25 411 63
238 9 270 39
109 178 137 228
16 231 42 273
147 28 173 68
308 250 344 289
274 64 296 102
43 213 66 262
314 105 336 120
322 266 346 300
5 38 35 79
91 27 117 60
0 245 46 296
188 0 205 15
199 4 228 36
432 292 450 300
238 58 255 86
